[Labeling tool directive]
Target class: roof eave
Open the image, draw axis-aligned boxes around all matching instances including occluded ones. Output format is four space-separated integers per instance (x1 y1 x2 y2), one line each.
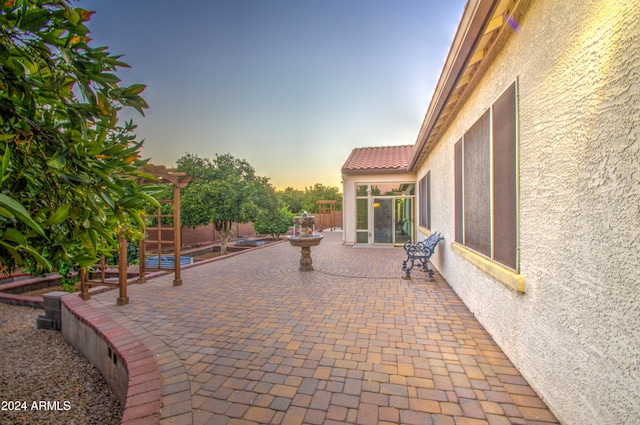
408 0 498 171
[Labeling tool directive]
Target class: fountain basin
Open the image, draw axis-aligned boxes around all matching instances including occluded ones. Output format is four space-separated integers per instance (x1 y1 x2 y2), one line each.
287 234 323 271
287 234 324 247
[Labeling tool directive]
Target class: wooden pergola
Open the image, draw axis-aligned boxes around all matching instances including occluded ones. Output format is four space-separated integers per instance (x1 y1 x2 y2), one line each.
78 165 191 306
138 165 191 287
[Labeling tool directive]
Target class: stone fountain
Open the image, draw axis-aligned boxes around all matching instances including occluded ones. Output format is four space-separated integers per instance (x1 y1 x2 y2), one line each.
287 212 323 271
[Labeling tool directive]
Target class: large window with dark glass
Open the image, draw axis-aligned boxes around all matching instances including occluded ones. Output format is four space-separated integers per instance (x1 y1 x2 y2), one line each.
418 171 431 230
455 82 518 271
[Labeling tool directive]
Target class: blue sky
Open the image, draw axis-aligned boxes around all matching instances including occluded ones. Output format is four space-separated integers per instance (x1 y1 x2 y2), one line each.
77 0 466 189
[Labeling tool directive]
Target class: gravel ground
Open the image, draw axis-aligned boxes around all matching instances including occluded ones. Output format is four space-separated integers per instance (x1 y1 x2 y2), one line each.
0 302 122 425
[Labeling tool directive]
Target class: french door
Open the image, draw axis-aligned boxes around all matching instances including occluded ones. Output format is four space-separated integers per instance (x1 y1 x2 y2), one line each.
355 183 415 245
372 197 413 245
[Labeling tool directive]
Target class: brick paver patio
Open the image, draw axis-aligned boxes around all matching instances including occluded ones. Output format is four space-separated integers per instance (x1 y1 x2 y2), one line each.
88 231 559 425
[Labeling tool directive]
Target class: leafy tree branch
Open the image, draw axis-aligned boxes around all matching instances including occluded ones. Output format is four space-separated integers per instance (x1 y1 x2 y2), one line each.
0 0 160 274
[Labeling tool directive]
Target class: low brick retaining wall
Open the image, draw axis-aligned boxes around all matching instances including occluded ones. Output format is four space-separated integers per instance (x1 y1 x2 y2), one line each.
0 292 43 308
61 294 161 424
0 273 62 294
0 273 63 308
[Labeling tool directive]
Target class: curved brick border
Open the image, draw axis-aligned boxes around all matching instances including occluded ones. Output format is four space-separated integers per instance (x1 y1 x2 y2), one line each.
61 294 161 424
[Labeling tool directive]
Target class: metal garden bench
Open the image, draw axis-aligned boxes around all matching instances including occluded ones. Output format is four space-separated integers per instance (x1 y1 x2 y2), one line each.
402 232 444 280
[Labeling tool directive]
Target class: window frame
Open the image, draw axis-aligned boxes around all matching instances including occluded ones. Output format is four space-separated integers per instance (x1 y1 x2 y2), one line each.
454 81 520 274
418 171 431 231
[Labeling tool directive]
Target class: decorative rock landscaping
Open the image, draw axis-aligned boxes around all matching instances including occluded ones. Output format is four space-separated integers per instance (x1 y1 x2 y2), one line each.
0 302 122 424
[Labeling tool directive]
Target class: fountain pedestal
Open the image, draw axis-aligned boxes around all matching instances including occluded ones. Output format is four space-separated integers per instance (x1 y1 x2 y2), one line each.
287 235 323 271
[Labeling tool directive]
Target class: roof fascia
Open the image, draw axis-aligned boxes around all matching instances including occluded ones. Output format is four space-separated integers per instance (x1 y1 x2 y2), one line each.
341 168 414 176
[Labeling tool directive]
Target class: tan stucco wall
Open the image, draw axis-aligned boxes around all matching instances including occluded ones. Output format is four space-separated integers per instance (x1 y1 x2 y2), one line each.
341 171 416 244
417 0 640 424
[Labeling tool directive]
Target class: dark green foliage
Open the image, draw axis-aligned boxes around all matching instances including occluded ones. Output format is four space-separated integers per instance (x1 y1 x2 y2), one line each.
57 260 78 292
278 184 342 214
108 241 139 266
0 0 160 274
177 153 275 254
253 205 293 240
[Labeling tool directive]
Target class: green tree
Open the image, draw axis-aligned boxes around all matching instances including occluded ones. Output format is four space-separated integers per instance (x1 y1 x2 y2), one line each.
253 205 293 241
253 176 278 212
177 153 263 254
277 187 304 214
251 178 291 240
278 183 342 214
0 0 160 274
277 184 342 214
301 183 341 213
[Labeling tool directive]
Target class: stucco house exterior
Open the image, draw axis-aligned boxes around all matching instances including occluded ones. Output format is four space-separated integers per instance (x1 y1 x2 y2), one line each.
342 145 416 245
341 0 639 424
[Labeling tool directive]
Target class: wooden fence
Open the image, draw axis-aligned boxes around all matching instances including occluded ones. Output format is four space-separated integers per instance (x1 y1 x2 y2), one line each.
146 211 342 249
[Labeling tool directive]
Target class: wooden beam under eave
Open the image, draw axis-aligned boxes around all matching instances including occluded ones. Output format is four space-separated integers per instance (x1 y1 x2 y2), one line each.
455 73 471 90
431 120 445 137
485 14 504 34
440 105 452 119
468 48 485 66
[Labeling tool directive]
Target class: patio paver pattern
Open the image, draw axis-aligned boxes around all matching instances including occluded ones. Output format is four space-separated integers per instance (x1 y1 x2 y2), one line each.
88 231 559 425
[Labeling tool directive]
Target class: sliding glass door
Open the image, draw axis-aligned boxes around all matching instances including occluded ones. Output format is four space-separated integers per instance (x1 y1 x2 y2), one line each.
373 198 393 244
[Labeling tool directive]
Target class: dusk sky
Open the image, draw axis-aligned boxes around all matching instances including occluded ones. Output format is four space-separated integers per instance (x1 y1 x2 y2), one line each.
77 0 467 189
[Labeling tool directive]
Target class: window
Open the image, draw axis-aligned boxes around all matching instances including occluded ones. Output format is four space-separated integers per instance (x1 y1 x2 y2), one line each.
356 185 368 197
355 186 369 243
464 110 491 256
455 82 518 271
370 183 415 196
418 171 431 229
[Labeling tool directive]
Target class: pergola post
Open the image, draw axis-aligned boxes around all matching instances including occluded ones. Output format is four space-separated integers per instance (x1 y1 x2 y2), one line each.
138 237 146 283
79 269 90 300
117 235 129 305
173 184 182 286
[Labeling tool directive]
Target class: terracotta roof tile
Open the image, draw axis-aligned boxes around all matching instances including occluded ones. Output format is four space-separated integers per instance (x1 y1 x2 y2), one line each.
342 145 413 173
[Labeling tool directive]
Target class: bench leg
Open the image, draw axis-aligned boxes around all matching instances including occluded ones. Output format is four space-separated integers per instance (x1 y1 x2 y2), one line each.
422 261 435 280
402 259 413 280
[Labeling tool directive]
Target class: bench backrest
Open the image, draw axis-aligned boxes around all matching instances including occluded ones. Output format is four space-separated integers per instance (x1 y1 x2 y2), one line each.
403 232 444 254
424 232 444 249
